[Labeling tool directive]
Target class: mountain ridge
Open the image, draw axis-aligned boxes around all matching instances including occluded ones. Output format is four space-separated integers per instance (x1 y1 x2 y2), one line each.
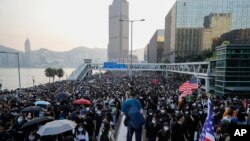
0 45 107 68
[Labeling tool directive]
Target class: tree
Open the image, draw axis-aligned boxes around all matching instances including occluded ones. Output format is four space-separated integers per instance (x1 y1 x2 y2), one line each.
56 68 64 81
51 68 57 82
205 51 217 61
45 68 53 83
221 40 230 46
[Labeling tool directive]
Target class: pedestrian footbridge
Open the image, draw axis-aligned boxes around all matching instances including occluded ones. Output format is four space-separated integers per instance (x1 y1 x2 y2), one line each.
68 62 215 92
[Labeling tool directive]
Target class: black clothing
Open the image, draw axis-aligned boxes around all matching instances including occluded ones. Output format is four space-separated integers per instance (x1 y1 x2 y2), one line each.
171 122 186 141
157 129 170 141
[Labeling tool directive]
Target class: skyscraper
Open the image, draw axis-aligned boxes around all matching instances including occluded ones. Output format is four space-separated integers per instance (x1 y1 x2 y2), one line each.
24 38 31 67
148 29 165 63
108 0 129 62
202 13 232 50
164 0 250 63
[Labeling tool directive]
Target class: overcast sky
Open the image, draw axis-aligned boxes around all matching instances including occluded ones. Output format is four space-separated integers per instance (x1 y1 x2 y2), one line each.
0 0 176 51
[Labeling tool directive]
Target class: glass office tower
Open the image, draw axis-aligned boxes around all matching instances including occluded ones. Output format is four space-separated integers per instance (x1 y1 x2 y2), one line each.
215 44 250 96
164 0 250 62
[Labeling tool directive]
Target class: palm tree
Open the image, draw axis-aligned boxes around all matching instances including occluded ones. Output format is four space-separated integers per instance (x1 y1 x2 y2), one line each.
45 68 52 82
51 68 57 82
56 68 64 81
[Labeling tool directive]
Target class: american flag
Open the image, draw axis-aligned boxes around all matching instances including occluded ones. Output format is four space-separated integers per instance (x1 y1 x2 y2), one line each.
179 88 192 98
199 99 215 141
179 76 199 92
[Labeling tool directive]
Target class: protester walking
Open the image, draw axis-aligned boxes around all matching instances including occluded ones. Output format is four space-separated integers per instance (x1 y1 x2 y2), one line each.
122 89 145 141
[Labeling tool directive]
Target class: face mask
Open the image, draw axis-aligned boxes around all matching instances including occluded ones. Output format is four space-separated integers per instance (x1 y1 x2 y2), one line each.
199 111 203 115
161 110 165 113
164 126 169 131
185 111 189 115
86 108 90 111
152 120 156 124
78 128 83 132
149 113 153 115
97 111 101 115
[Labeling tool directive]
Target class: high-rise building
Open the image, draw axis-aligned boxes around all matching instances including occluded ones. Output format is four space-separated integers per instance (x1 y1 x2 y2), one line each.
148 30 165 63
202 13 232 50
175 28 203 62
144 44 149 62
108 0 129 63
24 38 31 67
164 0 250 63
215 44 250 96
220 29 250 45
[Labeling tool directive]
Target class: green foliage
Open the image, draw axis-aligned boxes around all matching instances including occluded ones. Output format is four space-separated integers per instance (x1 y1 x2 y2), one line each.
56 68 64 81
204 51 217 61
45 68 64 82
51 69 57 82
221 40 230 46
45 68 53 82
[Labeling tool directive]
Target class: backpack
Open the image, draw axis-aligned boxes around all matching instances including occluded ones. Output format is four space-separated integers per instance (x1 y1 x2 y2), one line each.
127 104 145 128
100 130 110 141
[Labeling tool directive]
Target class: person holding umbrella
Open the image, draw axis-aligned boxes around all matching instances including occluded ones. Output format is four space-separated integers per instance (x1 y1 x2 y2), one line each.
74 123 89 141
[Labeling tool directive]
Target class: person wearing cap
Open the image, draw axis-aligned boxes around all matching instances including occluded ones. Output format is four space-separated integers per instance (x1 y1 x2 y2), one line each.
156 122 170 141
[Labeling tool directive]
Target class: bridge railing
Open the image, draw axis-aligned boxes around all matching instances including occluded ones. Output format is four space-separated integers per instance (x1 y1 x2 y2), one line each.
71 61 215 81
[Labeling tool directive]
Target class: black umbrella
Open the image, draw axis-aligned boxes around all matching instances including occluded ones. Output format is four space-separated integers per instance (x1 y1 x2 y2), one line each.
22 106 42 113
55 92 70 101
20 116 54 130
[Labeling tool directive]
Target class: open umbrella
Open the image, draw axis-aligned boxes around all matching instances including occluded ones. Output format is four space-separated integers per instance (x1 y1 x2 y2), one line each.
35 100 51 106
22 106 42 113
55 92 70 101
37 119 76 136
21 116 54 130
73 98 91 105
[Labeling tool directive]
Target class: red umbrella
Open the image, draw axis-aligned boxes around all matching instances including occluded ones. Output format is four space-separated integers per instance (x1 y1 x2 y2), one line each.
73 98 92 105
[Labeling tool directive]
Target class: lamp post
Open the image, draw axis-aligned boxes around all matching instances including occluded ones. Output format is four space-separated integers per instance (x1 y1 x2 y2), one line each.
119 19 145 81
32 76 35 87
0 51 21 94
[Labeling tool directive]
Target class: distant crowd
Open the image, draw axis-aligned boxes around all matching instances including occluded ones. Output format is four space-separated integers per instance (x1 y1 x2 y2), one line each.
0 71 249 141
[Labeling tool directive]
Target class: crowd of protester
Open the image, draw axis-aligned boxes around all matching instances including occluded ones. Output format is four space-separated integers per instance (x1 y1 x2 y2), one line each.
0 71 249 141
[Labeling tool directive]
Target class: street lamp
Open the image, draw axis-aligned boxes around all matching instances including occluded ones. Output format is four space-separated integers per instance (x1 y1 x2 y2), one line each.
119 19 145 81
32 76 35 87
0 51 21 94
